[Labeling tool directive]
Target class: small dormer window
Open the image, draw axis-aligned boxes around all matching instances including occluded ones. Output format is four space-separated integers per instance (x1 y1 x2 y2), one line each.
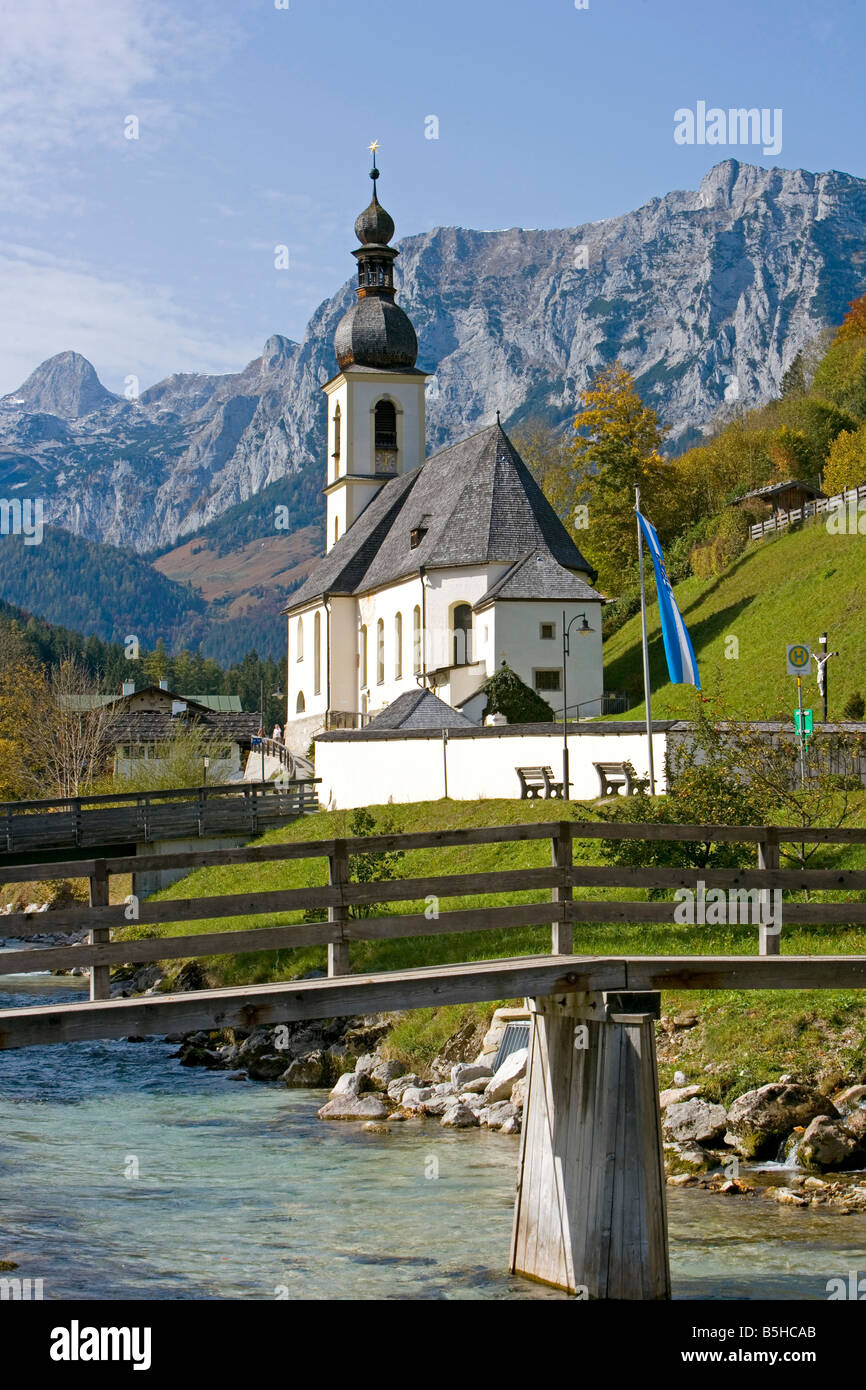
410 526 427 549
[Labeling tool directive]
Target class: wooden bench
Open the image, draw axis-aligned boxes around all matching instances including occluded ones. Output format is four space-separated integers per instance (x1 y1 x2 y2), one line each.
593 761 637 797
516 766 563 800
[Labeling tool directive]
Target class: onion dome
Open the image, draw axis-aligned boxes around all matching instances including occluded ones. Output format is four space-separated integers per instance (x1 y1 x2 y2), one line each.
334 144 418 372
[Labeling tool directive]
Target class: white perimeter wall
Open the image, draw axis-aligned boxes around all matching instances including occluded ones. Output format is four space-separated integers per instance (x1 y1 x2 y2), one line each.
314 727 670 808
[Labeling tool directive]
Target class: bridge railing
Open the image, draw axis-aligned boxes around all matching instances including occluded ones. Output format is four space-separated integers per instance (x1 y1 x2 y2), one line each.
0 780 319 854
2 818 866 1001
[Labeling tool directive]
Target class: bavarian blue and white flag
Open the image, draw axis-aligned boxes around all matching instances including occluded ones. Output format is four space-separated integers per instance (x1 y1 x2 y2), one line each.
637 512 701 688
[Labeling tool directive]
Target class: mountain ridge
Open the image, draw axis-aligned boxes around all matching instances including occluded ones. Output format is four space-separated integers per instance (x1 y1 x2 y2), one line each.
1 159 865 562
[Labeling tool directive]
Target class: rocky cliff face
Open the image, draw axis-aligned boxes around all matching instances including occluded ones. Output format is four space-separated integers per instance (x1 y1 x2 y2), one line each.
1 160 865 555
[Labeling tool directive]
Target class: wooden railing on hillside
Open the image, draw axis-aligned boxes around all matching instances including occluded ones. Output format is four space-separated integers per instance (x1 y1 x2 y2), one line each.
749 482 866 540
0 780 319 855
2 820 866 1002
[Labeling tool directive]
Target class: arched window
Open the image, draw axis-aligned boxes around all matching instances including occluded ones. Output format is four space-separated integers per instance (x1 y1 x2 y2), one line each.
296 617 304 662
313 612 321 695
452 603 473 666
333 404 341 472
360 625 368 688
376 618 385 684
394 611 403 678
413 605 422 674
296 691 305 714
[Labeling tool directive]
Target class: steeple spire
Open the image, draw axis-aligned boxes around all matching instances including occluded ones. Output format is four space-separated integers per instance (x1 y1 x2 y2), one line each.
334 145 418 371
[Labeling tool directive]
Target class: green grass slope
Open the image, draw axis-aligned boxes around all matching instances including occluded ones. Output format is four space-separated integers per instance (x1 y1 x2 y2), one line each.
603 522 866 720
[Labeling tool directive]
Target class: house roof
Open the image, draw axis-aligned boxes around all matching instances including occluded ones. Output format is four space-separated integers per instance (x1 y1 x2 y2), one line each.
111 710 261 744
62 687 243 713
474 549 604 610
284 421 597 612
734 478 825 505
365 688 474 730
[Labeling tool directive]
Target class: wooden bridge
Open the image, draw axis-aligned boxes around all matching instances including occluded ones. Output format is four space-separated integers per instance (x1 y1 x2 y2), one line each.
0 780 319 868
2 816 865 1299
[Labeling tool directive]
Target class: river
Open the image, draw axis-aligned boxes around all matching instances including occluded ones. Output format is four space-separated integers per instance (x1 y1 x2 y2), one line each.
1 971 864 1301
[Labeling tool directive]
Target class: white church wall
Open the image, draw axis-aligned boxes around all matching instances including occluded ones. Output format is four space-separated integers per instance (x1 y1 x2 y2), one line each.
492 599 604 719
287 603 329 723
422 566 508 672
314 726 670 809
357 576 425 716
328 597 359 713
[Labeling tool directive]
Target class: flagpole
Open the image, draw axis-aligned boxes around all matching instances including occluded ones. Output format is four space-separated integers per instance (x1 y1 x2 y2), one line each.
636 485 656 795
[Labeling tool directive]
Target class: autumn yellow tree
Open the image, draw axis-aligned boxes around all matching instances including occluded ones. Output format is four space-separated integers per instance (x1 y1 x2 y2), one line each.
823 423 866 496
0 628 50 799
570 362 671 592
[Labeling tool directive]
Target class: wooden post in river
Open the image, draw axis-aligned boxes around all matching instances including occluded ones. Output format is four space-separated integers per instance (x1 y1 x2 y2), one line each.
511 989 670 1299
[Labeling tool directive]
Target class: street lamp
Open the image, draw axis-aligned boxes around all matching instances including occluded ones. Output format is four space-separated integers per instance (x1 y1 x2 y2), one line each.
562 609 595 800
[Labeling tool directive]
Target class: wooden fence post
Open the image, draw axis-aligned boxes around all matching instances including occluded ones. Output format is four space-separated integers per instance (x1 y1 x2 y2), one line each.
88 861 111 1002
758 827 781 956
511 990 669 1299
551 821 573 955
328 839 350 977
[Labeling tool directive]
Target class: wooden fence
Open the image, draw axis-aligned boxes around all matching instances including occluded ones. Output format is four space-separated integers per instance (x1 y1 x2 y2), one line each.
749 481 866 541
0 780 319 856
2 818 866 1001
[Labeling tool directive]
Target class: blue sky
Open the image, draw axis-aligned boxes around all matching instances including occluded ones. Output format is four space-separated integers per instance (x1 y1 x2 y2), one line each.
1 0 863 394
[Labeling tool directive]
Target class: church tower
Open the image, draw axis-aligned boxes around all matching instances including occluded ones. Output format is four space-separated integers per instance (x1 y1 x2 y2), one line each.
323 146 429 552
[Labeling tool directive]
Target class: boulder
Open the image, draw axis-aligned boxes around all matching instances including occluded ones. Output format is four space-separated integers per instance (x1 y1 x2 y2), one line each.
282 1052 328 1087
369 1059 407 1089
451 1062 494 1090
328 1071 362 1101
483 1101 518 1130
421 1095 455 1117
317 1094 389 1122
724 1084 835 1159
770 1188 809 1207
433 1082 456 1096
387 1073 423 1102
833 1085 866 1113
842 1108 866 1146
500 1116 521 1135
457 1075 491 1094
362 1121 391 1134
663 1099 727 1145
457 1092 488 1112
400 1086 435 1112
354 1052 380 1075
665 1142 715 1176
510 1077 527 1110
440 1103 478 1128
659 1084 702 1109
483 1047 528 1104
247 1052 295 1081
799 1116 862 1172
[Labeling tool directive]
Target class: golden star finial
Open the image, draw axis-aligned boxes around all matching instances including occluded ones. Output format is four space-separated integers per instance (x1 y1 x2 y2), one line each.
369 140 380 156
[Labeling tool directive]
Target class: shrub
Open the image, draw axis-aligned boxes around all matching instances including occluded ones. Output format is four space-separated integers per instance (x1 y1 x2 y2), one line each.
842 692 866 721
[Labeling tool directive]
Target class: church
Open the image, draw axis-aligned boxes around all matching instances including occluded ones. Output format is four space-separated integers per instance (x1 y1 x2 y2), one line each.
282 152 605 753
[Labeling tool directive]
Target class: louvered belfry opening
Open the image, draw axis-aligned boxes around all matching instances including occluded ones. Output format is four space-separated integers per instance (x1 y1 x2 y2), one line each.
374 399 398 473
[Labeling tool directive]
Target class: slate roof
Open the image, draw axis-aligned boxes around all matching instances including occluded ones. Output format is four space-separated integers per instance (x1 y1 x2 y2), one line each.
365 688 474 730
285 423 597 613
111 711 261 744
475 549 604 610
